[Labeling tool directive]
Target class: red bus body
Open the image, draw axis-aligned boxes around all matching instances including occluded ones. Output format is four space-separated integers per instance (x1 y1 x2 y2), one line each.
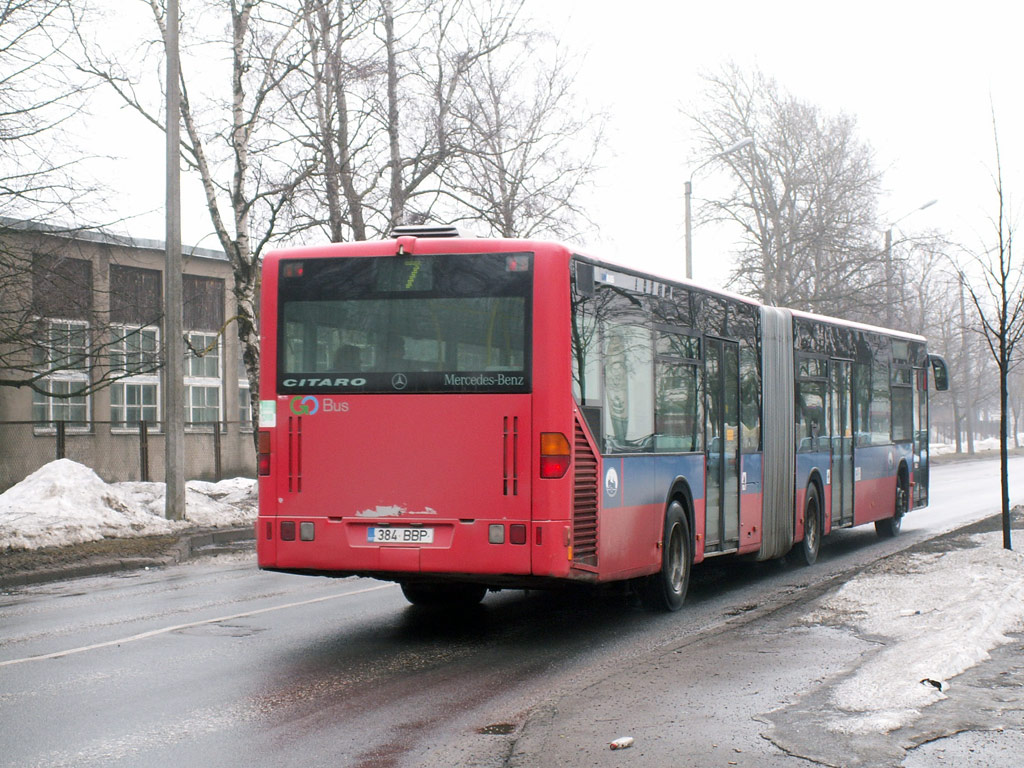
258 237 582 586
256 233 948 605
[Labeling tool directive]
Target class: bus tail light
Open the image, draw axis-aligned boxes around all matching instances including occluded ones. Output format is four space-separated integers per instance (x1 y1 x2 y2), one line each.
258 430 271 475
540 432 571 478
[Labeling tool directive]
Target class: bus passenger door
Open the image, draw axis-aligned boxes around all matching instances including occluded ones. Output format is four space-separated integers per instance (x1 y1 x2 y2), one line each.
913 366 929 507
705 337 740 552
830 359 854 527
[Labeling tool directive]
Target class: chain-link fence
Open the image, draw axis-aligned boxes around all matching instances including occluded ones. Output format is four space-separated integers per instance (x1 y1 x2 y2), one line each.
0 421 256 493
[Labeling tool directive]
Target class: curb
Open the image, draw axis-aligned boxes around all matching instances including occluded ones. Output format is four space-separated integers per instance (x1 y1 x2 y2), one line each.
173 526 257 560
0 526 256 589
505 510 1024 767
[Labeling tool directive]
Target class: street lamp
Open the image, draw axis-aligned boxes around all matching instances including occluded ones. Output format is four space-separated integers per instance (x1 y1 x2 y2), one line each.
685 136 754 280
884 199 937 326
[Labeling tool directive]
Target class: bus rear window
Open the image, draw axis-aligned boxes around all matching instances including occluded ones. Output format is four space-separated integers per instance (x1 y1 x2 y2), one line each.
277 253 531 394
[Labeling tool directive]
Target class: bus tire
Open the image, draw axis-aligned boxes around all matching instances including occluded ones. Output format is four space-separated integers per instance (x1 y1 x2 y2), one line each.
792 485 821 566
400 581 487 607
876 472 909 539
641 501 691 612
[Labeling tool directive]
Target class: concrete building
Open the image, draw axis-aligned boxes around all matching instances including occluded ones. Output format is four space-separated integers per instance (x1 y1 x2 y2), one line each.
0 220 255 492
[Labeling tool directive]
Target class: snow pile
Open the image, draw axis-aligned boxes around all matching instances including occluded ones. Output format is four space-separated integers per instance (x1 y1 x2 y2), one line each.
0 460 256 551
931 436 1024 456
805 533 1024 734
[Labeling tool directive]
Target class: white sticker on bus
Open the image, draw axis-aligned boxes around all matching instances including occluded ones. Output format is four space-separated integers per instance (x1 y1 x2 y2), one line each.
605 467 619 498
259 400 276 428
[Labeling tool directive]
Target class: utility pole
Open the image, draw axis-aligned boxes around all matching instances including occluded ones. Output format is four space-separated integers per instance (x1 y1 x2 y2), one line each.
883 199 937 329
684 180 693 280
959 276 975 455
164 0 185 520
684 137 754 280
884 227 893 327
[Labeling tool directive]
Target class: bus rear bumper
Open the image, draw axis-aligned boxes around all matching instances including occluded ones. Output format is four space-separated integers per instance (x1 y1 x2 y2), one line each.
257 515 573 580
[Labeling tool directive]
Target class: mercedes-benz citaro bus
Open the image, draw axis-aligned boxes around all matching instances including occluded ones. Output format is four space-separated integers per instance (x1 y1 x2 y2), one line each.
256 225 949 610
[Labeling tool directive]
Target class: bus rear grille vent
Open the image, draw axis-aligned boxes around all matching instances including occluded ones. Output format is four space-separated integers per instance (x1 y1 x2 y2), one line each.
389 224 460 238
572 419 598 566
288 416 303 492
503 415 519 496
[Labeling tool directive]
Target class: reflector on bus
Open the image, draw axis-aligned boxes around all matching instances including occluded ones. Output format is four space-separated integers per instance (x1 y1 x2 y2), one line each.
281 261 304 279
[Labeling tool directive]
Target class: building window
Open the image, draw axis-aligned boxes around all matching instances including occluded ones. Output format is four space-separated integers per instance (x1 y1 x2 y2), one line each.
110 265 162 326
32 379 90 428
185 331 222 426
237 351 252 428
32 319 91 429
33 256 92 319
34 319 89 370
110 326 160 429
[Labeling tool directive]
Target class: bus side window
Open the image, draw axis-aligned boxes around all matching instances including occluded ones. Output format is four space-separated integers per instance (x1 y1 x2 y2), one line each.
796 380 825 452
603 324 653 453
654 329 702 453
571 307 600 406
740 342 760 451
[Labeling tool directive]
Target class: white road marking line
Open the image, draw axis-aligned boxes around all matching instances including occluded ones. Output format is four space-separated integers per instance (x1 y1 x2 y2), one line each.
0 582 396 668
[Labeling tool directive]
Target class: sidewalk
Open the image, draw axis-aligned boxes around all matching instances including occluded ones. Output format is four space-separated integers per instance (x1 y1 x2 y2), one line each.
505 511 1024 768
0 525 255 589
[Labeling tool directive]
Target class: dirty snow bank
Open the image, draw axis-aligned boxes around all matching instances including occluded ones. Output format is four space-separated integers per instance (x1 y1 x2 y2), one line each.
0 460 256 551
805 531 1024 734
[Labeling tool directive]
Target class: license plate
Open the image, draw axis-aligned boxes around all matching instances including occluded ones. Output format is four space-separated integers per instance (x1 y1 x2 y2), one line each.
367 526 434 544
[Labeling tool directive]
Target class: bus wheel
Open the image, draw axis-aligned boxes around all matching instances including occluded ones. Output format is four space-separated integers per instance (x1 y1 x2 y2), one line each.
876 474 909 539
641 501 691 612
400 582 487 607
792 485 821 566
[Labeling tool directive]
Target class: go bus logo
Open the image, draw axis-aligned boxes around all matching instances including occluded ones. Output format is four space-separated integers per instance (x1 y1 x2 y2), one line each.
289 395 319 416
288 395 349 416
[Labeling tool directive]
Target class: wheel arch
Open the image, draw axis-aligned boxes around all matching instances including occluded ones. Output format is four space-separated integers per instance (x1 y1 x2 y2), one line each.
895 458 911 515
896 458 911 485
799 468 826 540
664 476 696 546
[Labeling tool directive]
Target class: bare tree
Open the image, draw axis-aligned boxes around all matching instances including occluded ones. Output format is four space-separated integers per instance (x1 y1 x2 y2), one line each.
0 1 129 396
687 64 884 319
383 0 524 230
283 0 525 241
1009 364 1024 449
76 0 310 430
0 0 95 221
285 0 384 241
442 35 603 239
958 117 1024 550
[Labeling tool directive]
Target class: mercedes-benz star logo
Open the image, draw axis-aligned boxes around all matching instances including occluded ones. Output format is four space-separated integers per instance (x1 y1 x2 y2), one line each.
391 373 408 390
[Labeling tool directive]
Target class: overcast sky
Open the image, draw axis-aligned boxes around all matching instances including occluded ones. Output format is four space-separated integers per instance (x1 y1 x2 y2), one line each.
95 0 1022 291
531 0 1023 287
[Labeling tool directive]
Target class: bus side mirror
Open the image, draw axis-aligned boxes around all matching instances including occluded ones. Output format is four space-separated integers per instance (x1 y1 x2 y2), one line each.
928 354 950 392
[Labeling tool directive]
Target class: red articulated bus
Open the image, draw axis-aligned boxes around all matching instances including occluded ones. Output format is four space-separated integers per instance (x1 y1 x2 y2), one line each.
256 226 949 610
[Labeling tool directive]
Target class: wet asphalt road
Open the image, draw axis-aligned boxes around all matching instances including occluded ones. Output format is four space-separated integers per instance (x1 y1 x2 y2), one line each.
1 457 1021 768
